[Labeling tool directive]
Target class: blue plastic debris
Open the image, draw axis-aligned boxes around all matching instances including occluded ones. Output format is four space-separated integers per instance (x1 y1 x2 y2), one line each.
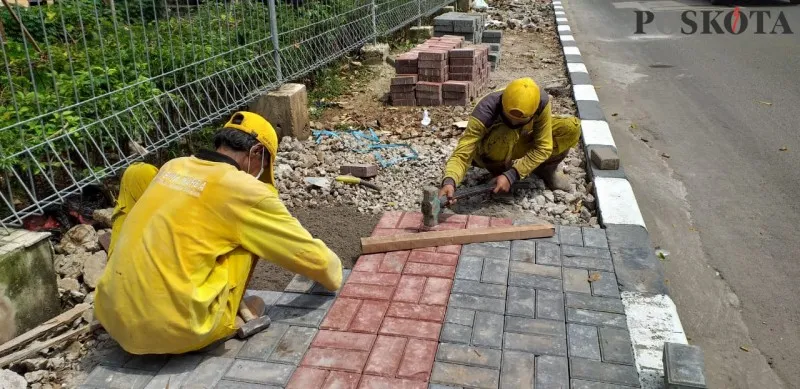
312 128 418 168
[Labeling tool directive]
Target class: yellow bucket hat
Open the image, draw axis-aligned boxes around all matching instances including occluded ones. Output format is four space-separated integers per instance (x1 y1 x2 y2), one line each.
223 111 279 187
501 78 541 120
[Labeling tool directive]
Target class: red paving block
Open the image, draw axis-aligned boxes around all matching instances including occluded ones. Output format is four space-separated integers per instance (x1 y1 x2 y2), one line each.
371 228 405 237
419 277 452 306
418 50 447 61
321 298 362 330
449 73 476 81
379 317 442 340
379 251 410 273
397 212 423 229
358 375 427 389
302 348 369 373
392 275 427 303
340 284 395 300
396 338 438 381
348 271 401 286
467 214 491 228
286 367 330 389
408 250 458 266
363 335 407 377
391 75 418 85
450 57 476 66
418 75 447 83
437 245 462 255
376 211 403 229
354 254 385 272
418 60 447 69
386 302 446 322
403 262 456 278
491 217 514 227
439 213 468 224
442 81 470 92
417 97 443 105
313 330 377 351
392 99 416 107
322 371 361 389
449 48 475 58
426 221 464 230
349 300 389 333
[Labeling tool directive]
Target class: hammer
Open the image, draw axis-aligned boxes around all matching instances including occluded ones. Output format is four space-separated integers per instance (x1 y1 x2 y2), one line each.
421 182 496 227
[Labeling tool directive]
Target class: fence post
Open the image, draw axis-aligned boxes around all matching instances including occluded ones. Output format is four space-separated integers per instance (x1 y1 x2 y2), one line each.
371 0 378 43
417 0 422 26
267 0 283 82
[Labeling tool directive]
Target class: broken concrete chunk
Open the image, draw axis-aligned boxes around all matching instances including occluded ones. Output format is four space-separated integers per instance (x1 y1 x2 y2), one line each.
590 148 620 170
57 277 81 293
249 83 310 140
0 369 27 389
81 251 108 289
361 43 390 65
56 224 99 254
339 164 378 178
54 254 85 279
92 208 114 229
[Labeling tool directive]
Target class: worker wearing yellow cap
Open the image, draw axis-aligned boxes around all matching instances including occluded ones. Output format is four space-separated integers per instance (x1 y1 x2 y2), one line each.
440 77 581 199
94 111 342 355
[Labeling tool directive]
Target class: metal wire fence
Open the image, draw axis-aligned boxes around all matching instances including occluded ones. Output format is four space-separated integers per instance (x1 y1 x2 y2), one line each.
0 0 450 228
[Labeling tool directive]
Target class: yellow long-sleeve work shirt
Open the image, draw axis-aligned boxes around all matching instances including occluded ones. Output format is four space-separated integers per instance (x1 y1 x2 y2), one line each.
94 150 342 355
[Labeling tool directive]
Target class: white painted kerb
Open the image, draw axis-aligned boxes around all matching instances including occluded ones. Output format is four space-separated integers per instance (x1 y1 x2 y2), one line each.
560 35 575 42
573 85 599 101
558 25 571 33
580 120 616 148
594 177 646 228
563 46 581 55
567 63 588 74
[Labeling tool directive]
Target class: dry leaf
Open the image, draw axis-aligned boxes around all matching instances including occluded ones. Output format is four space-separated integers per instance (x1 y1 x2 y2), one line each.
740 346 750 352
661 153 671 158
588 273 601 282
630 123 637 129
779 146 788 151
757 101 772 106
612 113 618 117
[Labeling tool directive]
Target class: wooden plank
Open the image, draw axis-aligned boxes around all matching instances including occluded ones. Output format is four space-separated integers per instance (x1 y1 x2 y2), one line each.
0 322 100 368
0 303 90 357
361 224 555 254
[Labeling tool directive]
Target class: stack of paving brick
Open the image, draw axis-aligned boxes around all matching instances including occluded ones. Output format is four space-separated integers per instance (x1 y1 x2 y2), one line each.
447 45 489 93
433 12 485 44
390 75 417 107
482 30 503 71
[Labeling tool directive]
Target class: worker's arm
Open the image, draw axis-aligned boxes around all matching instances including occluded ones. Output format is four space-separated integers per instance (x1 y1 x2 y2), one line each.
237 193 343 291
509 102 554 181
443 116 490 187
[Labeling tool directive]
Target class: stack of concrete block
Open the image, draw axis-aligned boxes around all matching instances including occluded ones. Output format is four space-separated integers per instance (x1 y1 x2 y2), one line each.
418 50 449 83
416 81 444 106
448 46 489 90
433 12 485 44
390 75 417 106
482 30 502 70
442 81 471 106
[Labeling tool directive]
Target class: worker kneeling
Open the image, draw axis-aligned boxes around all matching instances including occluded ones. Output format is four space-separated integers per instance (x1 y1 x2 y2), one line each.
440 77 582 199
94 112 342 355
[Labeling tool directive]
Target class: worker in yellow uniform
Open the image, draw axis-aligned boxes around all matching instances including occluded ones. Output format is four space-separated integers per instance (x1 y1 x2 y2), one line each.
439 77 582 200
94 111 343 355
108 162 158 254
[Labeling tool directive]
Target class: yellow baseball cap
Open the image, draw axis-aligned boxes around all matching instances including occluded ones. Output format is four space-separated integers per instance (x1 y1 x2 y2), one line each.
223 111 279 187
501 78 541 120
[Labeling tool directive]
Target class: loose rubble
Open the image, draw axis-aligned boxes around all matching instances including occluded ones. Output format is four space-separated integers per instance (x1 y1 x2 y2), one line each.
484 0 553 32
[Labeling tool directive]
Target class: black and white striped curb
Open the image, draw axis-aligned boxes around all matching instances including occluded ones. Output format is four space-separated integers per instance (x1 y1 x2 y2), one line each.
553 1 691 387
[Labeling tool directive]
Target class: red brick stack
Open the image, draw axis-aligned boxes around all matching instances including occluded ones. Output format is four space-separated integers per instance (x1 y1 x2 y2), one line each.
442 81 471 106
417 50 448 83
390 75 417 107
416 81 443 106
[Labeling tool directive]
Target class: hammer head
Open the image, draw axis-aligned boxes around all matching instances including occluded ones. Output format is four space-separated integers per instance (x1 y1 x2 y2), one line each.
421 186 442 227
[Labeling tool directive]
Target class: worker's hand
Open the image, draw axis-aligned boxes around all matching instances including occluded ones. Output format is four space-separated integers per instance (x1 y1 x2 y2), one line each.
493 175 511 194
439 184 456 204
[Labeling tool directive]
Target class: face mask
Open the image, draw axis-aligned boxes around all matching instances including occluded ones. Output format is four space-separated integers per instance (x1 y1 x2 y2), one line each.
246 146 266 180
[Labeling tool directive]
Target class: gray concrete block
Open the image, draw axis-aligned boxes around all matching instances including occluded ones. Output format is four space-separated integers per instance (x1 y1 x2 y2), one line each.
454 24 477 33
499 350 535 389
560 226 584 246
591 147 620 170
567 308 628 329
123 355 169 372
510 240 536 262
605 225 651 249
536 242 561 266
452 279 507 299
489 43 501 52
449 293 506 314
83 366 154 389
144 354 205 389
456 256 483 281
205 338 246 358
216 380 281 388
610 245 668 295
503 332 567 356
588 162 629 180
570 71 593 86
506 286 536 318
245 290 283 307
664 342 707 388
223 360 294 386
568 324 601 360
504 316 565 337
472 311 504 349
267 326 317 364
238 323 290 361
600 327 636 365
436 343 502 369
431 362 500 389
482 30 503 43
565 54 584 63
536 290 565 321
582 228 609 249
97 345 133 367
591 271 621 298
482 259 510 285
446 307 476 326
563 268 592 294
577 100 606 120
566 293 625 314
462 242 510 260
442 322 473 344
508 272 562 291
563 256 615 272
570 358 641 387
562 245 612 259
276 293 335 310
509 261 561 278
284 274 314 293
535 356 569 388
266 306 327 327
571 379 640 388
182 357 236 388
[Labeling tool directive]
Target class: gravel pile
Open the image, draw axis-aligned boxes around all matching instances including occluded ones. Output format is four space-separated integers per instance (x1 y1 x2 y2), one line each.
483 0 554 31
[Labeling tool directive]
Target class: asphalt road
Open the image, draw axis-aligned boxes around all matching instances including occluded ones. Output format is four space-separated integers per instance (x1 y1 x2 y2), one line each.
563 0 800 387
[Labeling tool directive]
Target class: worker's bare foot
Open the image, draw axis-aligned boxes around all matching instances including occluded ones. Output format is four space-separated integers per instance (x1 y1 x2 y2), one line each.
238 295 267 322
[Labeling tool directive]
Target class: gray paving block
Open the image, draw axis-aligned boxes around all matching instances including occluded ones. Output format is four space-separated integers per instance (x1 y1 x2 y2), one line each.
536 242 561 266
446 307 476 326
591 271 621 298
589 162 628 180
215 380 281 388
449 293 506 314
506 286 536 318
571 379 640 388
582 228 609 249
442 322 473 344
560 226 584 246
566 293 626 314
510 240 536 262
600 327 636 365
431 362 500 389
436 343 502 369
123 355 169 372
472 311 504 349
482 259 510 285
144 354 205 389
430 384 464 389
563 256 615 272
535 356 569 388
223 360 294 386
266 306 326 327
577 100 606 120
482 30 503 43
82 366 154 389
509 272 562 291
98 345 133 367
182 356 235 388
510 261 561 278
456 256 483 281
503 332 566 356
275 293 335 310
504 317 565 337
205 338 246 358
452 279 506 299
527 224 559 243
571 71 594 86
563 245 612 259
604 224 651 249
563 268 591 294
567 308 628 329
570 358 640 387
610 245 668 295
499 350 535 389
565 54 584 63
536 290 565 321
664 342 707 388
284 275 315 293
568 324 601 360
237 323 291 361
245 290 283 307
267 326 317 364
463 242 511 260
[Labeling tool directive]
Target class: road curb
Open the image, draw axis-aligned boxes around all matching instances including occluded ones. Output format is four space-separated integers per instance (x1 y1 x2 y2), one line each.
552 1 692 387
